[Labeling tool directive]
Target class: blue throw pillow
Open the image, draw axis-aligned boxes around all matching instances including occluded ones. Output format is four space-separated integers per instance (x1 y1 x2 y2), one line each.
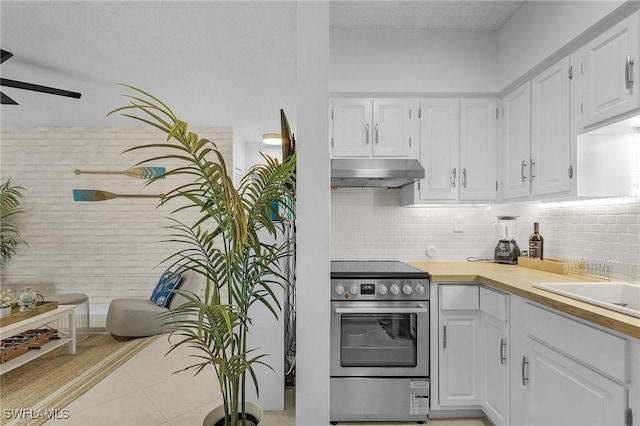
150 270 183 308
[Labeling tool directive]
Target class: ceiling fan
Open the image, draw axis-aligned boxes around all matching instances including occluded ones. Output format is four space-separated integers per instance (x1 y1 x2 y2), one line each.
1 49 82 105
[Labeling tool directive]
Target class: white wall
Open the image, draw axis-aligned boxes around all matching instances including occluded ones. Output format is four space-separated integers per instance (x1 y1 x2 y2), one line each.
0 126 232 325
330 30 498 93
296 2 331 425
497 1 624 89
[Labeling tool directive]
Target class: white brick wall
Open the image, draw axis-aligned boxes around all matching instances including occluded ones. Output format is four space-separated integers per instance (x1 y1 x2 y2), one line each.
332 188 640 266
0 126 233 324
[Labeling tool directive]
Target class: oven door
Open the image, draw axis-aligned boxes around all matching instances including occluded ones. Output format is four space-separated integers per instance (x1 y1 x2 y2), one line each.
330 301 429 377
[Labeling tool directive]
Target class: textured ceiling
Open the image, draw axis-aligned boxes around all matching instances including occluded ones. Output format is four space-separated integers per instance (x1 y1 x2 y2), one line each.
0 1 526 137
0 1 297 142
330 1 526 31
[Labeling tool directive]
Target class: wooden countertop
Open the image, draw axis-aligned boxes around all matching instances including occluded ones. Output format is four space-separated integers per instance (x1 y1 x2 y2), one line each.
407 261 640 340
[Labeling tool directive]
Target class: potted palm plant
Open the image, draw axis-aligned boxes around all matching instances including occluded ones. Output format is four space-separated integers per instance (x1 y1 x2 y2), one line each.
109 86 296 426
0 179 26 269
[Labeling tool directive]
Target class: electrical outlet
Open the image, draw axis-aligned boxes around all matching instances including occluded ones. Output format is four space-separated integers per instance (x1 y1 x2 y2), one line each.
453 216 463 233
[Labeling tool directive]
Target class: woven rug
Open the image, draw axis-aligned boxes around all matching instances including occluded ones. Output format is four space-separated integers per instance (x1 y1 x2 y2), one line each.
0 333 159 426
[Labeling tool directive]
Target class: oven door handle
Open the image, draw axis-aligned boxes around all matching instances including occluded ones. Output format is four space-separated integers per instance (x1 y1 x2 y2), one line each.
334 306 429 314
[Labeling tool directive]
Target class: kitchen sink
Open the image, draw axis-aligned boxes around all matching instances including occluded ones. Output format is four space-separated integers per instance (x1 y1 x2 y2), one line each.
532 282 640 318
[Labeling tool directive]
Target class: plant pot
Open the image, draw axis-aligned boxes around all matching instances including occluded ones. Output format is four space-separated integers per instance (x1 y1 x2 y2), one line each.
0 306 12 318
203 401 263 426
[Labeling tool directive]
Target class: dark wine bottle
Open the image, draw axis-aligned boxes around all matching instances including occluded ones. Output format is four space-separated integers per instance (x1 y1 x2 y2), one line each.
528 222 544 260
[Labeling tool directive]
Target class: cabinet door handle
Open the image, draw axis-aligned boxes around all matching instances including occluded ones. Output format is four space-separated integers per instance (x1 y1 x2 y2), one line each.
442 325 447 349
500 338 507 365
462 168 467 189
365 124 370 145
451 168 457 188
530 158 536 181
521 356 529 386
626 56 634 90
521 160 528 183
375 123 379 144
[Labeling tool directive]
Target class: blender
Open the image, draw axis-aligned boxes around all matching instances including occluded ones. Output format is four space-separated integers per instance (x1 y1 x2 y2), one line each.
494 215 521 264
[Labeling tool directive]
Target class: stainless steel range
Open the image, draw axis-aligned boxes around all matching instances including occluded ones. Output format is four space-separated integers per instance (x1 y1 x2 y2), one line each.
330 261 430 424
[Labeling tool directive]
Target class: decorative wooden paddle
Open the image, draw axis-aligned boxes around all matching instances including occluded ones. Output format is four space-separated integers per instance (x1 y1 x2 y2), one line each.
74 167 165 179
73 189 164 202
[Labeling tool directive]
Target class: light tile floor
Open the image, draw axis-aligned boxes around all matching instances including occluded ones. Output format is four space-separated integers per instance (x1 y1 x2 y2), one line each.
43 334 490 426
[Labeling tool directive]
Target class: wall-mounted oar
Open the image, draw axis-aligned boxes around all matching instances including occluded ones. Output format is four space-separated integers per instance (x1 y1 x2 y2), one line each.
73 189 164 202
74 167 165 179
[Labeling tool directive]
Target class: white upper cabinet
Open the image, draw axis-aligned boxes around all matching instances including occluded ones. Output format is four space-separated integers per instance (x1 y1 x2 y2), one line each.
417 99 460 201
579 11 640 128
530 56 572 197
501 81 532 200
402 98 497 204
460 99 498 201
331 99 372 157
331 98 419 158
373 99 420 157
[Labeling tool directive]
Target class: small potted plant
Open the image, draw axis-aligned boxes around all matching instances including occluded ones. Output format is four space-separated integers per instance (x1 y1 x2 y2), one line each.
109 86 296 426
0 289 18 318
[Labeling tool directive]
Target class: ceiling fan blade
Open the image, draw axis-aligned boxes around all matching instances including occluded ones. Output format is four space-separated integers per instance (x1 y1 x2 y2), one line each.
0 50 13 64
0 78 81 99
1 91 18 105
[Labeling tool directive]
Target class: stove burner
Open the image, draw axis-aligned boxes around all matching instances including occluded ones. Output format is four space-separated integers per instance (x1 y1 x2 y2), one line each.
331 261 430 279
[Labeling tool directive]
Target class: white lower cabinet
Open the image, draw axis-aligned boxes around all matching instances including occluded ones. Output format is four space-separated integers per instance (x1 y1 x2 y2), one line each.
510 296 632 426
438 285 481 407
479 287 510 426
435 285 637 426
513 339 627 426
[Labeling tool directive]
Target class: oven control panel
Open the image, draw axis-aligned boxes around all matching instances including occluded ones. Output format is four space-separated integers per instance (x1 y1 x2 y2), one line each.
332 279 429 301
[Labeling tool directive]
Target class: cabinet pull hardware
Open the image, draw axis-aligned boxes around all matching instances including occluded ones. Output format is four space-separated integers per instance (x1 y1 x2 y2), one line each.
375 123 379 144
409 137 412 148
409 109 412 120
568 65 573 80
462 168 467 189
443 325 447 349
451 168 457 188
626 56 634 90
530 158 536 181
500 338 507 365
521 356 529 386
365 124 370 145
521 160 528 183
568 165 574 179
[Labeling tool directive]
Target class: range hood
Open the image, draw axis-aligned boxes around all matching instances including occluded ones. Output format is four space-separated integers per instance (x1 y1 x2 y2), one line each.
331 158 425 188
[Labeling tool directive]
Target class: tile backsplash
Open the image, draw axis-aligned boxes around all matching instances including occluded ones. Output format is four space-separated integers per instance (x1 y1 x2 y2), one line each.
332 188 498 261
331 188 640 265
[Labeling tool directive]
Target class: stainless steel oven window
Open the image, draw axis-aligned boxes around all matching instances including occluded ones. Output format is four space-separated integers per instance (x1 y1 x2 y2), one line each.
340 312 418 368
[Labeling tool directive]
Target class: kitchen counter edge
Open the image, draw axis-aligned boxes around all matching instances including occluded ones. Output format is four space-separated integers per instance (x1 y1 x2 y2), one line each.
407 261 640 340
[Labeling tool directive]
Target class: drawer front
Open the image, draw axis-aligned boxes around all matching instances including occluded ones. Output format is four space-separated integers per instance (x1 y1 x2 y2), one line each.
524 302 629 382
480 286 509 322
440 285 479 310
